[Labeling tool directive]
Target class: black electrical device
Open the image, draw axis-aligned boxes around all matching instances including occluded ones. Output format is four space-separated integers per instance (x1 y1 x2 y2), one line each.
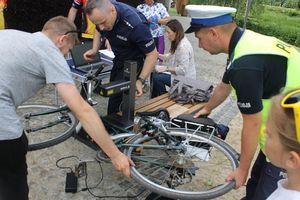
65 171 78 193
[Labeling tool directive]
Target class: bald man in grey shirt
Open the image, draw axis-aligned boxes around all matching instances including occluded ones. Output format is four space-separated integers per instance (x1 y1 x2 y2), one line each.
0 16 133 200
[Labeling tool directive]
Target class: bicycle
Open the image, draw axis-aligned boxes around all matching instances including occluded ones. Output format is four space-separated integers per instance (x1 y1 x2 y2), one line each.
16 64 108 151
17 65 239 199
96 109 239 200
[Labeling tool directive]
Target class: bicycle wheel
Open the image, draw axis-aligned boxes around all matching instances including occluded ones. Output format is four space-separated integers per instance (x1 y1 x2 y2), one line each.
124 128 239 200
96 133 137 162
17 104 77 151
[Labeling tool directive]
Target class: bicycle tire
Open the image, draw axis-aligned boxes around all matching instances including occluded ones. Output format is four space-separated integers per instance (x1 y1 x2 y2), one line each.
124 128 239 200
17 104 77 151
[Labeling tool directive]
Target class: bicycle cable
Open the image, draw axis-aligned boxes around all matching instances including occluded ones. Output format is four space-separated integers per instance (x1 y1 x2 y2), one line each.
56 155 80 173
82 160 146 199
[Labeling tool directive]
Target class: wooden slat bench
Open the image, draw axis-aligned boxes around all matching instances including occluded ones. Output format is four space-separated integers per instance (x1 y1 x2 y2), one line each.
135 93 206 119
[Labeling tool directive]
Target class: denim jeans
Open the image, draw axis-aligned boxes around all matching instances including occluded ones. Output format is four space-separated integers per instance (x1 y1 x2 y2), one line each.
242 151 286 200
151 72 171 98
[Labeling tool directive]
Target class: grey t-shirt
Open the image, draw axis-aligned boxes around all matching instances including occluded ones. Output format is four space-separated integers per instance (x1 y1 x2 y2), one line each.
0 30 74 140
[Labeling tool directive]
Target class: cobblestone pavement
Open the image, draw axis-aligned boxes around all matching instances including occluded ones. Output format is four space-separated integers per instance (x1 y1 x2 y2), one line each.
26 15 248 200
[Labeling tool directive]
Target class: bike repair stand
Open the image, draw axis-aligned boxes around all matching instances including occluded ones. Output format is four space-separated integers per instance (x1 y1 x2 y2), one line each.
99 61 137 129
74 61 137 150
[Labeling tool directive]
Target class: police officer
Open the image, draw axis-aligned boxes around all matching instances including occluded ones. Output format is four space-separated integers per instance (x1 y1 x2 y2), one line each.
84 0 158 114
185 5 300 200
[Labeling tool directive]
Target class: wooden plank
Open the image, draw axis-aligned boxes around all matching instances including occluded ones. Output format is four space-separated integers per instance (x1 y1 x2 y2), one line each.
135 97 174 113
183 104 194 109
185 103 206 114
147 101 177 112
135 93 169 110
167 104 189 119
134 93 207 119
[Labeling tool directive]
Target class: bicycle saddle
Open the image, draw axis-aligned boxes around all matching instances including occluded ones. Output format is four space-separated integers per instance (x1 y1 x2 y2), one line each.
136 108 170 122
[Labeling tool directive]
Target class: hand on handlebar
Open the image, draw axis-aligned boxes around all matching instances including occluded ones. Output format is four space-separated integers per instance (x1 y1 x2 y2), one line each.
111 152 135 177
193 107 211 118
83 49 98 61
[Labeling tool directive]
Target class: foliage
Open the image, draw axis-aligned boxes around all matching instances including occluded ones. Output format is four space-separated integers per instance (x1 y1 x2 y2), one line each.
183 1 300 47
236 5 300 46
187 0 266 17
267 4 300 16
268 0 300 8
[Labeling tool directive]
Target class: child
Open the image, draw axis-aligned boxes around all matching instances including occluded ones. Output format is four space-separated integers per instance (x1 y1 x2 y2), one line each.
265 88 300 200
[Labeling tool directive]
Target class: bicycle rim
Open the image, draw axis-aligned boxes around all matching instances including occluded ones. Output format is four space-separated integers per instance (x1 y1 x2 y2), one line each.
17 104 77 151
124 128 239 200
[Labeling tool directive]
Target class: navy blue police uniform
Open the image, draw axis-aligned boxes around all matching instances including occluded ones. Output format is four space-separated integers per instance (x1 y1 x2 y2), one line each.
96 2 156 114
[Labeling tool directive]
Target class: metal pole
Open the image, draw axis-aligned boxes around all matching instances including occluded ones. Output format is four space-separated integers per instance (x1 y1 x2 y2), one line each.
243 0 252 30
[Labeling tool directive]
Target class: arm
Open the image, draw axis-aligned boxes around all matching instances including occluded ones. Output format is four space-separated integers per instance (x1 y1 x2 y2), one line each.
157 3 170 25
194 82 232 117
105 38 112 51
226 112 260 188
157 16 171 25
55 83 134 176
167 41 190 75
67 7 78 22
136 48 158 96
83 29 101 61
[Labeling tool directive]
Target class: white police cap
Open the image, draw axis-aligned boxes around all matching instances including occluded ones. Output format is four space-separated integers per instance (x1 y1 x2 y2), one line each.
185 5 237 33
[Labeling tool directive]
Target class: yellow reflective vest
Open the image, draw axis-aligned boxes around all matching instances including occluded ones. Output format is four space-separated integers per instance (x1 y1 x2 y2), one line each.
231 30 300 153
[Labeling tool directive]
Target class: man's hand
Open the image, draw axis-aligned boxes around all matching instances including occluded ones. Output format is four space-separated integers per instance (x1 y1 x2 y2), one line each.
225 167 248 189
136 80 143 97
111 152 135 177
83 49 98 61
193 107 211 118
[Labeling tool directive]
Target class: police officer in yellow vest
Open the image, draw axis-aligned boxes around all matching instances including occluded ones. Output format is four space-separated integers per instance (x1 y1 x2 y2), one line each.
186 5 300 200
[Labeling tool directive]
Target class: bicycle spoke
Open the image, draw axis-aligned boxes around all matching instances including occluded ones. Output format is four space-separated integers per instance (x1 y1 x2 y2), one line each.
126 129 238 200
17 104 77 150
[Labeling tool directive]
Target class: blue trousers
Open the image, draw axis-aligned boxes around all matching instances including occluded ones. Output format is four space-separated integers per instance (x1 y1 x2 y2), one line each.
151 72 171 98
242 151 286 200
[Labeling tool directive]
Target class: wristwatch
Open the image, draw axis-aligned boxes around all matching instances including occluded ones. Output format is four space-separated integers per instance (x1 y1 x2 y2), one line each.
138 76 146 85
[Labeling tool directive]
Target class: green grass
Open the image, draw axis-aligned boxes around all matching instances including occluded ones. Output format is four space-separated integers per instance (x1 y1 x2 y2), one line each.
237 5 300 46
256 6 300 32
